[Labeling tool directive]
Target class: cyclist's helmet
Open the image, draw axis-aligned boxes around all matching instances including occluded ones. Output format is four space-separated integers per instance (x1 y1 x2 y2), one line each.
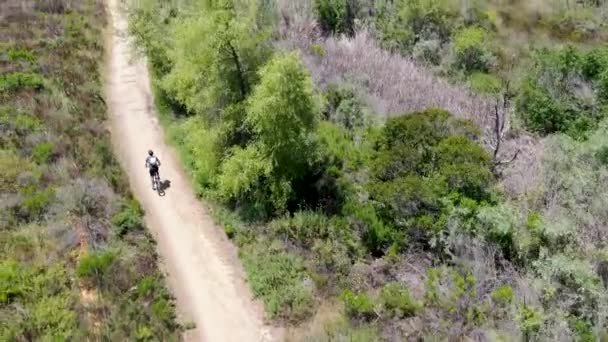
148 150 154 156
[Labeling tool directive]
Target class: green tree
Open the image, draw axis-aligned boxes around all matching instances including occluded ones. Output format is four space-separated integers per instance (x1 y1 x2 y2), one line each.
246 52 319 182
162 4 272 116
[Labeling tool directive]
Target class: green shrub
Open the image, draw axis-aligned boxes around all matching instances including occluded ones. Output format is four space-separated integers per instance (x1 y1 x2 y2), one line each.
517 305 544 336
111 199 144 235
7 48 36 62
0 149 33 193
0 260 26 304
572 318 595 342
517 46 608 138
270 211 330 248
340 289 376 321
375 0 458 54
322 84 367 130
217 145 273 204
0 72 44 92
313 0 357 36
20 187 55 220
379 282 420 318
31 294 79 340
77 251 115 281
32 142 54 164
0 109 42 135
595 146 608 165
310 43 326 58
453 26 494 73
469 72 502 94
491 285 514 306
173 117 221 191
241 243 314 322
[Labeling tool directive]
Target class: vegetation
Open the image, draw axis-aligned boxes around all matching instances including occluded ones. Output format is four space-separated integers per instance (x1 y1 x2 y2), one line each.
1 0 179 339
129 0 608 340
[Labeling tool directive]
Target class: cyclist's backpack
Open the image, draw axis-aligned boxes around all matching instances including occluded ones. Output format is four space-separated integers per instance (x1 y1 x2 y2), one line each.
148 156 159 168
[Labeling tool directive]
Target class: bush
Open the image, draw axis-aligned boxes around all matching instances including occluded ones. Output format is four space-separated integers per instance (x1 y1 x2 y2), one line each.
32 142 54 164
322 84 368 130
468 72 502 94
172 117 221 191
0 149 33 193
452 26 495 73
217 145 273 205
340 289 376 321
77 251 116 282
7 48 36 62
517 46 608 138
0 72 44 93
241 243 315 322
379 282 420 318
375 0 458 54
313 0 357 36
270 211 330 248
111 199 144 235
20 187 55 221
491 285 514 306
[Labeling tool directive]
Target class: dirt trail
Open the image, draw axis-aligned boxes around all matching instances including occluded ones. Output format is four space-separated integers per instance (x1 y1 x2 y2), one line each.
105 0 278 340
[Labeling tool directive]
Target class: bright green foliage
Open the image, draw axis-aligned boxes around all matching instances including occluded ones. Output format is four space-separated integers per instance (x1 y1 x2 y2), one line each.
162 4 271 115
247 52 318 179
112 199 145 235
468 72 502 94
20 187 55 220
172 117 222 191
453 26 494 73
241 242 314 322
517 305 544 336
313 0 357 36
517 45 608 138
7 48 36 62
341 289 376 321
216 52 320 213
77 251 116 282
218 145 273 202
32 142 54 164
0 72 43 93
491 285 514 306
379 282 420 318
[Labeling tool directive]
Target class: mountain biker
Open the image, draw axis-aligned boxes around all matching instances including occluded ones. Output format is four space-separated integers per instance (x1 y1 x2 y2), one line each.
145 150 161 189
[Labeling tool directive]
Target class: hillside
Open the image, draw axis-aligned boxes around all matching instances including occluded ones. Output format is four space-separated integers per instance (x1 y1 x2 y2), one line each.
1 0 180 339
3 0 607 341
127 0 608 340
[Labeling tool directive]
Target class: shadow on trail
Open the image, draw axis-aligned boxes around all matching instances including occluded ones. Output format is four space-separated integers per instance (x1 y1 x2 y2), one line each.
157 179 171 196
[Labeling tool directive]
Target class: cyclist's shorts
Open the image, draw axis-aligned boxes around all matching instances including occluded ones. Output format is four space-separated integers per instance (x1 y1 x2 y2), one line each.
149 166 159 177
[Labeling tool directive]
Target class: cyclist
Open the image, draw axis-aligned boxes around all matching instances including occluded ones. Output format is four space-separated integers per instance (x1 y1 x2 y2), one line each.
145 150 161 189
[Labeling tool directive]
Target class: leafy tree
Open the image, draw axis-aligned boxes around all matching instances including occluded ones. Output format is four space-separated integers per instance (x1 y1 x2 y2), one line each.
246 52 319 182
161 4 272 116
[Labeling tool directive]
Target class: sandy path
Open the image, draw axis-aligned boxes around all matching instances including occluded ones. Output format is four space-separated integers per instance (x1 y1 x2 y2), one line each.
104 0 277 340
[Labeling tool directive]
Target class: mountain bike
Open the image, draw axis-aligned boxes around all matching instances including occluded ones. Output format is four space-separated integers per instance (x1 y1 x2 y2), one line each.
151 170 163 196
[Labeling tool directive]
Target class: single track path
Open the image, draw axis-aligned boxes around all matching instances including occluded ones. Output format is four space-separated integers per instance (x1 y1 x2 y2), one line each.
105 1 276 340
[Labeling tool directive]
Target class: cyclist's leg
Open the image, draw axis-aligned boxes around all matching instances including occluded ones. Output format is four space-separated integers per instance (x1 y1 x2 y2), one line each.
149 169 156 189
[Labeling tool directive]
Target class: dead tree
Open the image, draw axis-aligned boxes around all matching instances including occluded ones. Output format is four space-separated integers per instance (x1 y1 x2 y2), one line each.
489 80 520 177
